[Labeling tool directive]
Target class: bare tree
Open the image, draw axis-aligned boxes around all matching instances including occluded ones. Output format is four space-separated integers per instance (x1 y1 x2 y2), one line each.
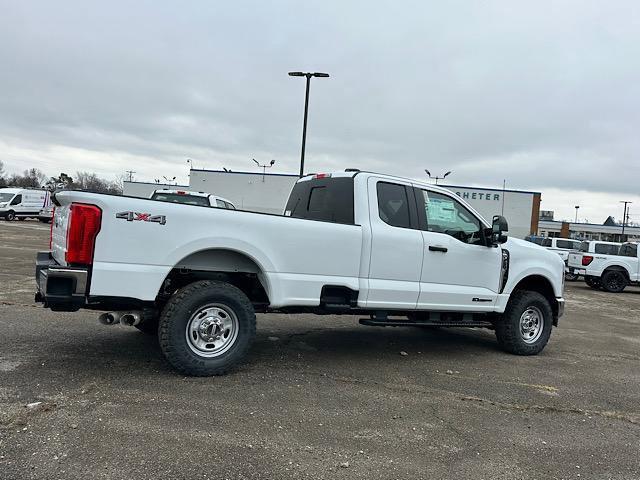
0 161 6 187
7 168 47 188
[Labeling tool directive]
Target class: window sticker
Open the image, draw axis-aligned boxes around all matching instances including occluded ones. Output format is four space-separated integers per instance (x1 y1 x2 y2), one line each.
428 198 456 223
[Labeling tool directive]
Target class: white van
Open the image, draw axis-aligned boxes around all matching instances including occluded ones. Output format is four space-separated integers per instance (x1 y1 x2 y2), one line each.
0 188 52 221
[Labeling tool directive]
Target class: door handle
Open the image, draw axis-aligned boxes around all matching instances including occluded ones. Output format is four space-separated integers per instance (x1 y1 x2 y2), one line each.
428 245 448 253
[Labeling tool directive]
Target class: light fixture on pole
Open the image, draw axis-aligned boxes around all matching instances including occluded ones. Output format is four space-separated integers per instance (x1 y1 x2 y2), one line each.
288 71 330 177
253 158 276 182
163 176 177 185
425 169 452 185
574 205 580 223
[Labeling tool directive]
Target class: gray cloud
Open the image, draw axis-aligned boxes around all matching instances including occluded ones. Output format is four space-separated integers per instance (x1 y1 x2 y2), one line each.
1 0 639 221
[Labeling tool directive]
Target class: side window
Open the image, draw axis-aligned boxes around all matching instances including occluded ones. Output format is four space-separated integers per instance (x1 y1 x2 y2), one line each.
419 190 484 245
376 182 411 229
541 238 552 247
556 240 577 250
215 199 226 208
10 194 22 206
224 201 235 210
619 244 638 257
579 242 589 252
595 244 616 255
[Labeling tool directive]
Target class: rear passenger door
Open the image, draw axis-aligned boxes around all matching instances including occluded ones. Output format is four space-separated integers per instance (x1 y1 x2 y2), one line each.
364 177 423 309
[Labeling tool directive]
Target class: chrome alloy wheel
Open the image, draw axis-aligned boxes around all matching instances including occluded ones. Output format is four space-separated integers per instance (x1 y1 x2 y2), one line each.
186 304 239 357
519 306 544 344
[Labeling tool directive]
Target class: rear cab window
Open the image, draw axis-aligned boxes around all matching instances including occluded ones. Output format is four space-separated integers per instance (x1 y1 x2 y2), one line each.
285 176 355 224
151 193 210 207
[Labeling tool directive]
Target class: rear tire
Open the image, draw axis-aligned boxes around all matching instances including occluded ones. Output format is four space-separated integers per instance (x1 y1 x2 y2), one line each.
158 280 256 376
601 270 627 293
495 290 553 355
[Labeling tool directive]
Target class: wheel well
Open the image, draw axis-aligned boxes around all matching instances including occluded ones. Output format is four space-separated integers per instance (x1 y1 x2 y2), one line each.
513 275 559 324
602 266 630 281
158 249 270 309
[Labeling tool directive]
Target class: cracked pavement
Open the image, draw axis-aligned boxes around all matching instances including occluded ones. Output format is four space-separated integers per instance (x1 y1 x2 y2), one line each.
0 220 639 479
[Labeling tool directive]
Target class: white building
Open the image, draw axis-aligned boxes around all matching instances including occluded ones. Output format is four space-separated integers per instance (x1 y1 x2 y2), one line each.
123 181 189 198
188 169 299 214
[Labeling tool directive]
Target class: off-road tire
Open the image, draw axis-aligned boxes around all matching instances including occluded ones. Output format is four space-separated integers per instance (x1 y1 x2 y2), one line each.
495 290 553 355
601 270 627 293
158 280 256 376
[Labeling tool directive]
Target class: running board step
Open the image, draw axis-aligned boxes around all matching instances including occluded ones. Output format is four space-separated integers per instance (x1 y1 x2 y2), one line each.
359 318 493 328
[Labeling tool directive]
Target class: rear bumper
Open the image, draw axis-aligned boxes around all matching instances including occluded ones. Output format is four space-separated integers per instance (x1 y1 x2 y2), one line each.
34 251 87 311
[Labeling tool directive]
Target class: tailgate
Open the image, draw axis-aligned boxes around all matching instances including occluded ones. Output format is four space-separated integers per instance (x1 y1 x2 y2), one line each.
567 252 582 268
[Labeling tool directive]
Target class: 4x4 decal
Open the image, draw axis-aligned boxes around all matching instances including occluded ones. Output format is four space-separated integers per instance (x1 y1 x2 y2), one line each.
116 211 166 225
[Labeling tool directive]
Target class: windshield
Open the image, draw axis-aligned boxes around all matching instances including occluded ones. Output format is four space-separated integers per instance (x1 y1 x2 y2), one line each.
0 193 15 202
151 193 210 207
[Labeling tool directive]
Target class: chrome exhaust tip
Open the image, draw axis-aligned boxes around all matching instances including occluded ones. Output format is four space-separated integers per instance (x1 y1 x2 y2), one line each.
98 312 121 325
120 311 142 327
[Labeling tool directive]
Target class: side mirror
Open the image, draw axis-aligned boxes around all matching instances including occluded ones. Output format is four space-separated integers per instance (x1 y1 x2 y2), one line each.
491 215 509 244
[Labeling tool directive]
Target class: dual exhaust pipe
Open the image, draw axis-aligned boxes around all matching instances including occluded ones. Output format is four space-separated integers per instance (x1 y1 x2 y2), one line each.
98 311 142 327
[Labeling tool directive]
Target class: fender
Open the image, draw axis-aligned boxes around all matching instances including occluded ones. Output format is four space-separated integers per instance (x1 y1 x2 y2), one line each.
164 236 276 299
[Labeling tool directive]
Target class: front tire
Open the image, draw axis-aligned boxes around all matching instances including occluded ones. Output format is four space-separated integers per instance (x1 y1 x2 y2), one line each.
5 210 15 221
601 270 627 293
159 280 256 376
495 291 553 355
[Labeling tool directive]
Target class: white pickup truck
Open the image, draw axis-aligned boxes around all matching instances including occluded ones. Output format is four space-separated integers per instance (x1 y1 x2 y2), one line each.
568 242 639 292
35 170 565 376
566 241 621 289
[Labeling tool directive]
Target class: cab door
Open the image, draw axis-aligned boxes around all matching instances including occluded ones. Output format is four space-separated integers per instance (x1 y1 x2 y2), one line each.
364 177 423 309
413 186 503 311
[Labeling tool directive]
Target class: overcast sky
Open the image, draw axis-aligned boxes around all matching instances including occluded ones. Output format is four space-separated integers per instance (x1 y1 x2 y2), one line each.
1 0 639 223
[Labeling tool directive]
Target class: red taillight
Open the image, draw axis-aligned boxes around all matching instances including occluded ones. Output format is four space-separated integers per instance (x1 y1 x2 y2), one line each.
582 255 594 266
66 203 102 266
49 207 55 249
314 173 331 179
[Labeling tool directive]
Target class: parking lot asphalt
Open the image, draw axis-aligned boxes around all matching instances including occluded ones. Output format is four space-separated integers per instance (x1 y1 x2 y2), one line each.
0 220 639 480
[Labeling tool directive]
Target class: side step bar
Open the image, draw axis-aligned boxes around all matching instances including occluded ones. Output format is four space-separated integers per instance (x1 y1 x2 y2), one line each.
359 317 493 328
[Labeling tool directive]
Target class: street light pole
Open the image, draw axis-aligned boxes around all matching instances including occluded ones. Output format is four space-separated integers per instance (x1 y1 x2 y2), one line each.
574 205 579 223
620 201 632 238
425 169 452 185
289 71 330 177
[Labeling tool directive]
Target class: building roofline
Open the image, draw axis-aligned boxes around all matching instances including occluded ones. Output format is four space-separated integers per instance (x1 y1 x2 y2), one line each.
440 184 541 195
123 181 189 187
190 169 300 178
539 219 640 232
